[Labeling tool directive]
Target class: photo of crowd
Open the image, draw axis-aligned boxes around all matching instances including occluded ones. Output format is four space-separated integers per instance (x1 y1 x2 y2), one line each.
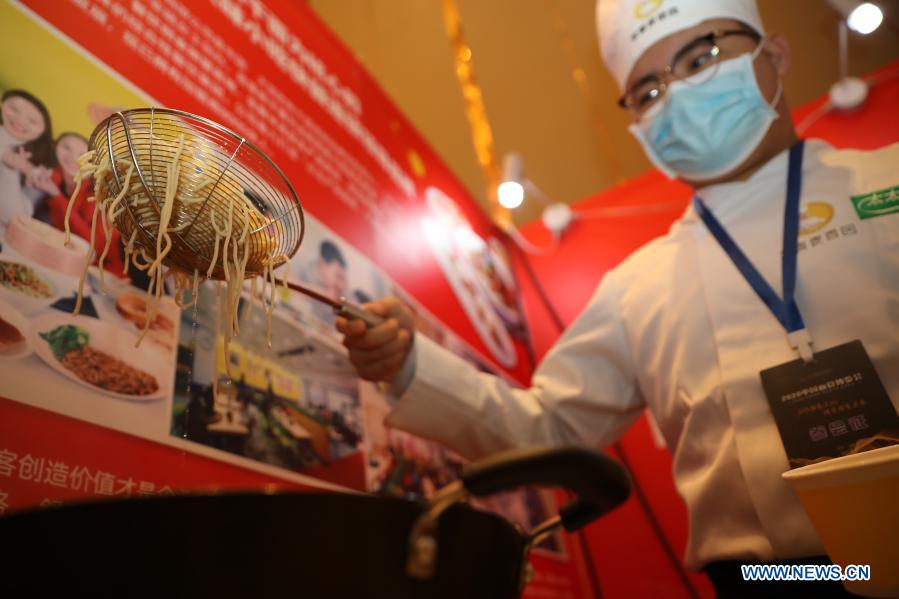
170 281 366 478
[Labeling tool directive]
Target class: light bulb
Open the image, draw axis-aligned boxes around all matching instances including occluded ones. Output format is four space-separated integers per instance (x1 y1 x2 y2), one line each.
847 3 882 34
498 181 524 209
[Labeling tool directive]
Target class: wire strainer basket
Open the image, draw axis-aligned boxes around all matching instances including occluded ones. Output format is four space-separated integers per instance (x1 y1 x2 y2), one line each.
88 108 304 279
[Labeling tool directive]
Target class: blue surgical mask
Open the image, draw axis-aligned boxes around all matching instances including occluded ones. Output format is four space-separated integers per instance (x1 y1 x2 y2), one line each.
629 45 782 182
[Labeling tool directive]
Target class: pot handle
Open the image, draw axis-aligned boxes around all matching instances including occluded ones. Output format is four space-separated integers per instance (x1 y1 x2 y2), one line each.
405 446 631 581
461 446 631 531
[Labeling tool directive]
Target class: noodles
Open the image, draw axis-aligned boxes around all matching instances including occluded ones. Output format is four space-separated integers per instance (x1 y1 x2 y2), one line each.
147 134 185 278
106 163 135 224
123 229 138 276
72 200 99 317
265 248 277 349
221 201 233 284
248 276 259 319
63 151 97 246
63 117 295 399
96 196 112 293
213 281 222 401
208 207 223 279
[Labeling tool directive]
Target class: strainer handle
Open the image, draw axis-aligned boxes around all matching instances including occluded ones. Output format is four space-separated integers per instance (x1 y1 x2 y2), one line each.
285 281 383 328
337 301 384 327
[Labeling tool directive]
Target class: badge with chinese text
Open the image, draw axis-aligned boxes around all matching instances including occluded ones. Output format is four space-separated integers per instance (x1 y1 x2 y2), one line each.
760 340 899 468
851 185 899 220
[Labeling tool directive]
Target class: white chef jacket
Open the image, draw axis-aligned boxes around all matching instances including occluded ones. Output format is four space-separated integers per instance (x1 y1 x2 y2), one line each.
384 139 899 570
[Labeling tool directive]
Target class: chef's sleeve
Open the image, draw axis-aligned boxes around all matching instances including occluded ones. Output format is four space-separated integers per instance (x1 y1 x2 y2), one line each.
384 273 645 460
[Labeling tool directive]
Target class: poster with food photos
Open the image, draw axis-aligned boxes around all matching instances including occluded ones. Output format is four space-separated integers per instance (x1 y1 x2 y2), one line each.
0 2 580 593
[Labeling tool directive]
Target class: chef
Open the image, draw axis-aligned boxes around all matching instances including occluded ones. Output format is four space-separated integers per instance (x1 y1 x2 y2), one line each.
337 0 899 595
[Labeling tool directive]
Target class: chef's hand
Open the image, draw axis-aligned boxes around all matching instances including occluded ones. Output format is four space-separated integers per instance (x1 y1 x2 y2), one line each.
336 296 415 383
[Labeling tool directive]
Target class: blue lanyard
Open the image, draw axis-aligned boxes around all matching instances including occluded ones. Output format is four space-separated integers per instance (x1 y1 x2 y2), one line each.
693 141 806 334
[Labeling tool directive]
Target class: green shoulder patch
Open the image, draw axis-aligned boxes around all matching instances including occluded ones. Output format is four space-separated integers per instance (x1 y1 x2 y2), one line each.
851 185 899 220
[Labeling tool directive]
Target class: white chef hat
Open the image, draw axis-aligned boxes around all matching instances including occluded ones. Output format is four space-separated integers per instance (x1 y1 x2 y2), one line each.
596 0 765 90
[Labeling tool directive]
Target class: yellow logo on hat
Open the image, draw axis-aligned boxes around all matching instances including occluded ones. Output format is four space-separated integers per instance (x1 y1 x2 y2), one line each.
635 0 664 19
799 202 834 236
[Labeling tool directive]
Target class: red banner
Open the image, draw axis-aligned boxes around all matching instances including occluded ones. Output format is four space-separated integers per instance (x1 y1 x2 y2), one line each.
0 1 592 596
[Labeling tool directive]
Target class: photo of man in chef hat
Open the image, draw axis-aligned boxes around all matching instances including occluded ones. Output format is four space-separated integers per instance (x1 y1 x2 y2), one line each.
337 1 899 595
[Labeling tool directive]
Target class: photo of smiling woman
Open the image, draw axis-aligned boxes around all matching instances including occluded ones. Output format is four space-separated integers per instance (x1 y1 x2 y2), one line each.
0 88 55 235
35 131 125 277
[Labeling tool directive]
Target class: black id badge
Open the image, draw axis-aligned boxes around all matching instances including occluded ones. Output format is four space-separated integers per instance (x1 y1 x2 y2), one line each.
760 340 899 468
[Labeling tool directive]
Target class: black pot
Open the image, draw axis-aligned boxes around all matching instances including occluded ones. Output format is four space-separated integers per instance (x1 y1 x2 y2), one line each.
0 446 630 598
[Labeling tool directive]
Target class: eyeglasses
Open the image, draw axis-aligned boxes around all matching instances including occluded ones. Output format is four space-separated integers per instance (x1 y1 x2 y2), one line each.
618 28 762 115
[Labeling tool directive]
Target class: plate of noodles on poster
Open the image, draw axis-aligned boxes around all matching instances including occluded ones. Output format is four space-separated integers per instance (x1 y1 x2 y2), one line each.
0 252 67 314
86 267 179 353
30 312 169 402
0 297 32 361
